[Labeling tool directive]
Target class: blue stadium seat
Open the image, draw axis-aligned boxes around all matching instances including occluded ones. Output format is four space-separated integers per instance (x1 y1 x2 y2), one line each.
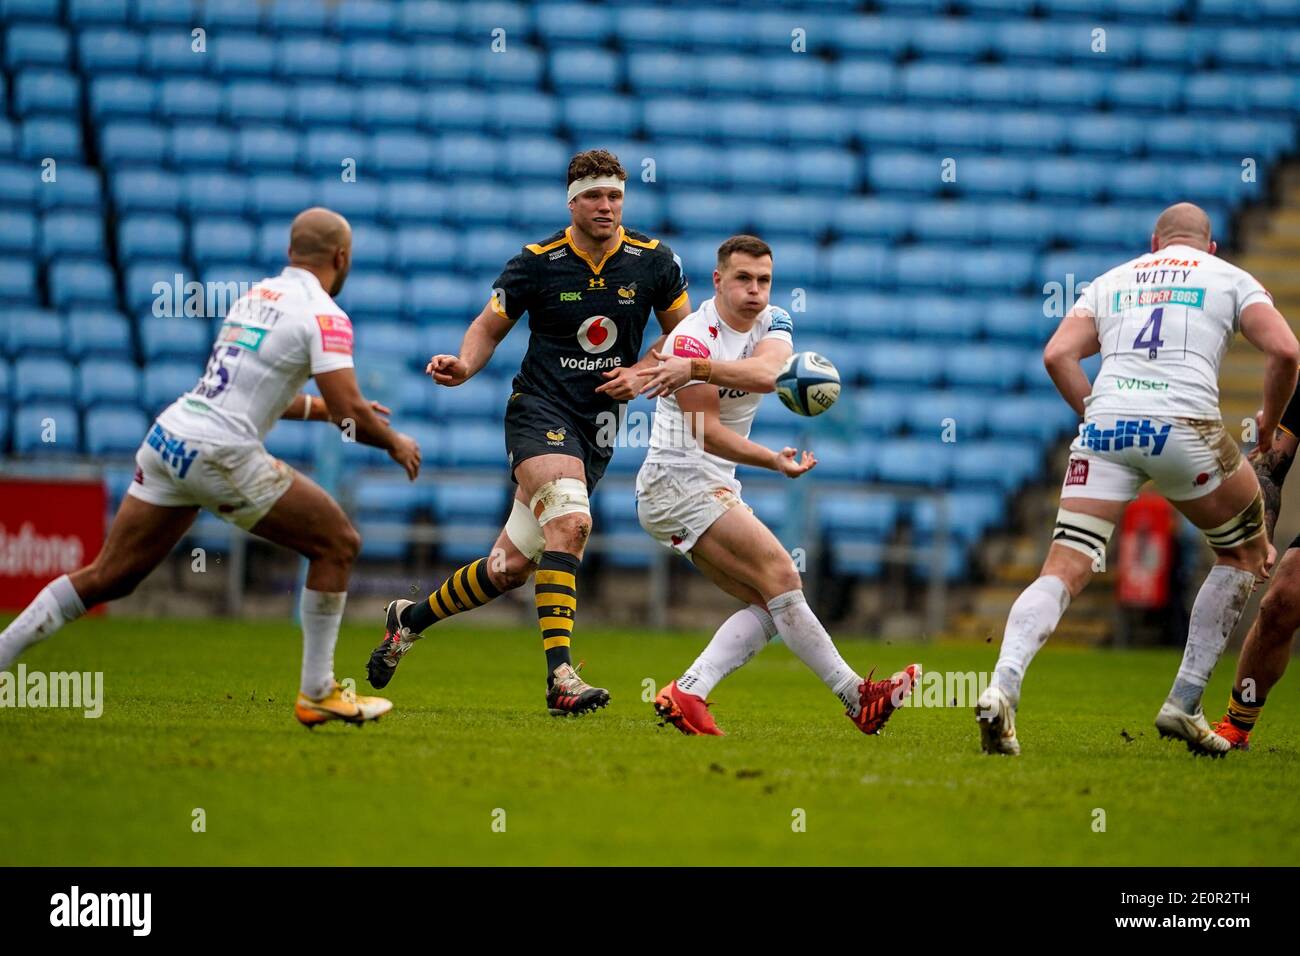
395 226 458 270
225 81 291 125
4 309 64 356
983 297 1050 343
903 390 989 439
263 426 314 466
372 132 435 177
67 310 133 361
912 490 1006 547
135 0 195 26
410 41 475 85
79 28 144 72
277 38 343 79
143 28 204 75
909 296 981 340
360 85 424 129
139 318 211 362
20 117 82 160
205 0 262 30
142 362 199 411
867 152 945 195
381 181 449 223
212 32 276 76
90 75 154 119
182 171 249 217
266 0 330 35
1064 114 1145 156
861 343 943 388
0 258 37 303
952 442 1042 492
39 210 104 260
0 210 37 256
49 260 115 308
491 94 560 137
304 129 366 172
986 394 1078 442
944 345 1026 389
339 272 405 321
14 357 76 403
398 1 460 39
431 376 511 423
15 69 79 115
876 438 950 487
823 243 891 288
78 359 140 408
1184 74 1246 113
317 180 383 220
170 123 235 169
408 275 483 322
14 403 80 454
236 127 299 171
191 219 256 268
6 25 71 68
345 40 409 82
159 77 223 121
119 214 185 262
250 174 315 218
112 167 180 212
100 122 167 165
536 2 614 45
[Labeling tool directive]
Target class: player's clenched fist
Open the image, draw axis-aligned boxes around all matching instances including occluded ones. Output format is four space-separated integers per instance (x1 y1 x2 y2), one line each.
427 354 469 386
774 447 816 478
389 432 422 480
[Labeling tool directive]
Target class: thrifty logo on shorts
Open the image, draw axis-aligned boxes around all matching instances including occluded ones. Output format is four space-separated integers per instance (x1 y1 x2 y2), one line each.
1112 287 1206 311
1081 419 1171 454
146 423 198 478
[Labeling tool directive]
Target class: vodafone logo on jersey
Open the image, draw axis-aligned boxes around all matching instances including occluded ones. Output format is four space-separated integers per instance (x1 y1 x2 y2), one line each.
577 315 617 354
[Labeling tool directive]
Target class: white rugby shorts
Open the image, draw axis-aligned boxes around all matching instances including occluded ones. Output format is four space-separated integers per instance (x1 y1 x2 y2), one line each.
635 460 745 556
1059 413 1244 503
127 421 295 530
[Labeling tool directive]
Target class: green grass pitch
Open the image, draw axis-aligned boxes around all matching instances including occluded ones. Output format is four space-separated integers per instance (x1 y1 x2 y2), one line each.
2 614 1298 866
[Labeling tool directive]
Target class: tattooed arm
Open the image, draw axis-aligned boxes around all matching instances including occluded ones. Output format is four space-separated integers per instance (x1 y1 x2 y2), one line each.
1252 425 1300 542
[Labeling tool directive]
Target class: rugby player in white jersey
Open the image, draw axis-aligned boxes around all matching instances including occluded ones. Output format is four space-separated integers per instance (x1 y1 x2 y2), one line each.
633 235 920 736
0 208 422 728
976 203 1299 757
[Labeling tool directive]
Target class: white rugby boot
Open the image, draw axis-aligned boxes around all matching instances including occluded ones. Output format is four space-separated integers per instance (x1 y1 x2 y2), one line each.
1155 701 1231 757
976 684 1021 756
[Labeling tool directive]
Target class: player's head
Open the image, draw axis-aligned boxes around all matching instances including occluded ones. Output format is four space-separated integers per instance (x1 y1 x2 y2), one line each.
1151 202 1216 255
713 235 773 320
288 206 353 296
566 149 626 243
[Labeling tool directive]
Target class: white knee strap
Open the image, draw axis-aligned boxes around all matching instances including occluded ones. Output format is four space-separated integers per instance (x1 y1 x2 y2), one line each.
504 497 545 563
1052 508 1115 563
1204 492 1265 550
529 477 590 527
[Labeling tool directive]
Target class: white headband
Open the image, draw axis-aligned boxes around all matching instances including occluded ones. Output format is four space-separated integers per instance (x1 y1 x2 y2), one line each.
567 175 626 202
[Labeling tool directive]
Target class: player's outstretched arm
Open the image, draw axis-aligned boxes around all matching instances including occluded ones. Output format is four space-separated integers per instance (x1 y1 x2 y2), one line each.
637 339 792 398
279 394 390 424
675 382 816 478
596 298 693 400
429 301 514 387
1043 308 1101 417
315 367 421 480
1240 301 1300 453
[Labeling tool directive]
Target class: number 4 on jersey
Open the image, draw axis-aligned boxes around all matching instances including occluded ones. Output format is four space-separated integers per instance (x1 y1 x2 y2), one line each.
1133 307 1165 359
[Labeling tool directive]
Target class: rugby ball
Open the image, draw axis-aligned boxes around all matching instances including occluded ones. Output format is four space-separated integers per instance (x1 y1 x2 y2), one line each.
776 352 840 417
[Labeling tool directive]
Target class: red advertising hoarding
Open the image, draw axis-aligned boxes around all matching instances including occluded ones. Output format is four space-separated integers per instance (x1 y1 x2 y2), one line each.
0 478 105 612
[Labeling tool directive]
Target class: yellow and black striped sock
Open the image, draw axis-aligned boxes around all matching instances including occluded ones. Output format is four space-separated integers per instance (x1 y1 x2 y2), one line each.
402 557 503 634
536 550 579 680
1226 687 1264 731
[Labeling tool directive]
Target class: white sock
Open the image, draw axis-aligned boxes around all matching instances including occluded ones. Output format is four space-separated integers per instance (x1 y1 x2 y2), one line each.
1167 564 1255 714
766 590 864 716
0 574 86 670
677 604 777 699
992 575 1071 705
300 588 346 699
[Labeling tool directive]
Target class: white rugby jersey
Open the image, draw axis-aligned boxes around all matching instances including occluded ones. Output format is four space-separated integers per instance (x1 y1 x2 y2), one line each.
1074 244 1272 418
644 297 793 482
157 266 355 444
